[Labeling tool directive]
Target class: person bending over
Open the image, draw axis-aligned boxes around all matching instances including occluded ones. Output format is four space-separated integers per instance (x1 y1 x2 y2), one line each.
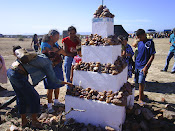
7 46 72 129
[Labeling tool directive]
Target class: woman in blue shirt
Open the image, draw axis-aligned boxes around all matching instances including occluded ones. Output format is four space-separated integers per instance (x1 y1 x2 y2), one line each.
41 30 72 113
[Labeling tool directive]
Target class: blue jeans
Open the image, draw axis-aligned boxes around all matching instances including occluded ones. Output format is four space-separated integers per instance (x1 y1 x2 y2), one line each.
163 51 175 72
44 63 64 89
7 69 40 114
135 68 146 83
34 45 38 52
64 56 73 88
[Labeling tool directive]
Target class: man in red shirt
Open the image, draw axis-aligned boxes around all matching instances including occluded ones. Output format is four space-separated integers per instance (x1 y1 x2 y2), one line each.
62 26 80 88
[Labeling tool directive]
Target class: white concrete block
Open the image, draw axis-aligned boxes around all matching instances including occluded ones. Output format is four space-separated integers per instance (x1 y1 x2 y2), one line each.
127 88 135 108
65 95 125 131
92 18 114 38
82 45 121 64
73 66 128 92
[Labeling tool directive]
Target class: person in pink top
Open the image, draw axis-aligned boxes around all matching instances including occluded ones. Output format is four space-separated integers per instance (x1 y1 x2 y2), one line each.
0 54 7 91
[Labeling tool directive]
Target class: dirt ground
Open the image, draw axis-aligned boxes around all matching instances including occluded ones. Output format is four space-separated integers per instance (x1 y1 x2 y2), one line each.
0 38 175 130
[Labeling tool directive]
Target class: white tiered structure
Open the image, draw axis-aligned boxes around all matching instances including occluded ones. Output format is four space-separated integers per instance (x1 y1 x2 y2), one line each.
92 18 114 38
65 17 134 131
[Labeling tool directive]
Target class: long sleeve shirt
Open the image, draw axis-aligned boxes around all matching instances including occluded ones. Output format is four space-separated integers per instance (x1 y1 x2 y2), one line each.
22 54 62 85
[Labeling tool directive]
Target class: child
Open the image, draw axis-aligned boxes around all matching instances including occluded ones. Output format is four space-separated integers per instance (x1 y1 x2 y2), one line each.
118 35 126 57
70 46 82 82
134 29 156 105
118 35 134 78
122 37 134 79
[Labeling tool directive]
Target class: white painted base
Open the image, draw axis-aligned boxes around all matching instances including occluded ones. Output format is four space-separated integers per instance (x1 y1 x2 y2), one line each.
82 45 121 64
65 95 125 131
127 88 135 108
73 66 128 92
92 18 114 38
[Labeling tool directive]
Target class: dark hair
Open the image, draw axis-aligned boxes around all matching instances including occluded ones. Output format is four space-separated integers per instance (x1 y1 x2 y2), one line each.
48 29 59 36
68 26 77 33
136 29 145 36
76 46 81 51
33 34 37 38
13 45 21 53
123 36 128 41
39 38 42 45
42 30 59 43
42 34 50 42
39 38 42 42
117 35 124 41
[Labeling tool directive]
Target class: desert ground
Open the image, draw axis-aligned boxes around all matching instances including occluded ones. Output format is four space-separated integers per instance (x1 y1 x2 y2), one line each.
0 37 175 130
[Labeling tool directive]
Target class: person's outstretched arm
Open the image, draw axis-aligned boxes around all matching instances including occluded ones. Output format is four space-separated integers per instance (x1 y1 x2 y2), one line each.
54 48 74 57
70 65 74 82
169 35 172 45
31 39 34 48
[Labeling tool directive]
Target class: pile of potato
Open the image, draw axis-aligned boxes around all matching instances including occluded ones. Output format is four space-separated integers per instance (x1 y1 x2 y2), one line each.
74 56 127 75
93 5 115 18
82 34 121 46
67 82 134 107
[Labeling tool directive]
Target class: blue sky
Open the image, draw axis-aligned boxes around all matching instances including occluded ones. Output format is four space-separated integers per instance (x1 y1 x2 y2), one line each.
0 0 175 35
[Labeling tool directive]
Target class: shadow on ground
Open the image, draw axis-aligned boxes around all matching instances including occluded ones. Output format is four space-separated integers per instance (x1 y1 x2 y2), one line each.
0 90 15 97
135 81 175 94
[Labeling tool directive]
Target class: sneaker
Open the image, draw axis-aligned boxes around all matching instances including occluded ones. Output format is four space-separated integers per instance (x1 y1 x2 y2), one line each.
54 101 63 107
171 71 175 74
160 69 167 72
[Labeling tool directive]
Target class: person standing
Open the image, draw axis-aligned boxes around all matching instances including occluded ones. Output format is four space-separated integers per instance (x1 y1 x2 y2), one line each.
31 34 39 52
122 37 134 79
0 54 7 91
161 28 175 73
70 46 82 82
133 29 156 105
41 30 73 113
62 26 80 88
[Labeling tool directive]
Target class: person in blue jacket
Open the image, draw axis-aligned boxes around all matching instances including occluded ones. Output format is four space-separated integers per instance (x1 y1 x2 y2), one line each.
161 28 175 73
